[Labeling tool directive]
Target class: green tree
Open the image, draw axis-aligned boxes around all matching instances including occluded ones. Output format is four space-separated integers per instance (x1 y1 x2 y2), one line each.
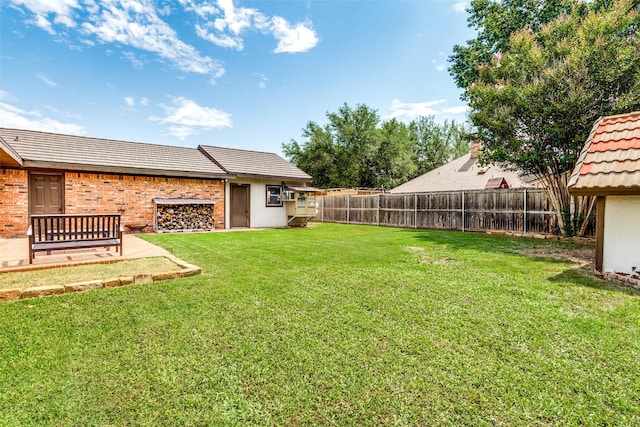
449 0 578 96
467 0 640 235
284 104 472 189
409 116 470 176
284 104 419 189
375 119 417 189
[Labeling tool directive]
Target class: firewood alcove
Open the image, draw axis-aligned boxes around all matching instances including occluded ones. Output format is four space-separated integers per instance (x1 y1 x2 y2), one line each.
153 198 216 233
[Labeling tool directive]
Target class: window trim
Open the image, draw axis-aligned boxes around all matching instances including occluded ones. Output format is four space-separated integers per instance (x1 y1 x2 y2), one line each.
265 185 283 207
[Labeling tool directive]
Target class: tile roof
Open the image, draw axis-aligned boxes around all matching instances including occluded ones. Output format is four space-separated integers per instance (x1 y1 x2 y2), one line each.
389 153 536 193
568 111 640 195
0 128 228 179
199 145 311 181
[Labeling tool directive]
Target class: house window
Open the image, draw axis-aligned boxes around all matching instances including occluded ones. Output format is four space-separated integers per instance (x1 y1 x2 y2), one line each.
266 185 283 207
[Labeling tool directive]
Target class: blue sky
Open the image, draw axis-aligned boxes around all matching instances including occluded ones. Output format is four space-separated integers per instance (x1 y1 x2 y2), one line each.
1 0 475 156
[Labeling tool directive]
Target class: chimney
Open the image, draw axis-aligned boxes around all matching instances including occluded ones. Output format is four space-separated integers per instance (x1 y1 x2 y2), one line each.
470 141 482 159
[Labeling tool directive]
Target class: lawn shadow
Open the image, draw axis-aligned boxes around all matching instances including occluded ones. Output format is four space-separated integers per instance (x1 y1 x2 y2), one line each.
400 227 639 296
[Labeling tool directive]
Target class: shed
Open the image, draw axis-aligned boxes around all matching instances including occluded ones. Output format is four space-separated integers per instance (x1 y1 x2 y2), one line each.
198 145 312 229
568 111 640 284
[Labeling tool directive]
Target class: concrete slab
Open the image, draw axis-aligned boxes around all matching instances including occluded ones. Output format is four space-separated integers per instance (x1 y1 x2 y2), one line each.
0 234 170 272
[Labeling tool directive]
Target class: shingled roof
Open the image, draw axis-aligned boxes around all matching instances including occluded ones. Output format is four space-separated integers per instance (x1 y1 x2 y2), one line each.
0 128 229 179
389 153 535 193
568 111 640 196
199 145 311 181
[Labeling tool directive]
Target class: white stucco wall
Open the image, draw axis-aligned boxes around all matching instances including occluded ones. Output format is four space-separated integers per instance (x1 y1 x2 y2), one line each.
225 178 287 229
603 195 640 275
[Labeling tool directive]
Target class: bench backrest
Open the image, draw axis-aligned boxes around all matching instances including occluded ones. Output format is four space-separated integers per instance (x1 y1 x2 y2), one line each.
30 214 122 243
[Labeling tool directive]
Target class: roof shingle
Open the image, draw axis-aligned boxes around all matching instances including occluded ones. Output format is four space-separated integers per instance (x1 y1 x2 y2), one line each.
0 128 228 179
199 145 311 181
568 111 640 195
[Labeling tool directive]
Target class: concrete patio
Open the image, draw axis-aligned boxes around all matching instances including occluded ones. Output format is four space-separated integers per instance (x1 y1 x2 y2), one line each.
0 234 170 272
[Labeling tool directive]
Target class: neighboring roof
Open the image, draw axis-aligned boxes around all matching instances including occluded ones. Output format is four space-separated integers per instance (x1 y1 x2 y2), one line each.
389 153 536 194
568 111 640 196
199 145 311 181
0 128 228 179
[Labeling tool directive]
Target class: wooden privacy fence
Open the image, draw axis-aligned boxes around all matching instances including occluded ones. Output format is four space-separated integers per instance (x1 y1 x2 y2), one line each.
317 189 593 235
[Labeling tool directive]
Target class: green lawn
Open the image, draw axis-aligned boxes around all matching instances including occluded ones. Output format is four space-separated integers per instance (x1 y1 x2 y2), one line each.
0 223 638 426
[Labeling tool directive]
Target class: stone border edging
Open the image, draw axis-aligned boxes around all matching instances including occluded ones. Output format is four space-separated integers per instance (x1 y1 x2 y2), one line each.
0 255 201 302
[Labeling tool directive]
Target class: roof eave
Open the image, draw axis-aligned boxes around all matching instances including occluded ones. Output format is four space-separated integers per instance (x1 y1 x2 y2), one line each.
0 137 24 167
231 173 312 182
568 186 640 196
22 160 233 179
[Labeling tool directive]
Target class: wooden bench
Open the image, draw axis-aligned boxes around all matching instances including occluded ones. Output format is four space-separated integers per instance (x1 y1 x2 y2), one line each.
28 214 123 264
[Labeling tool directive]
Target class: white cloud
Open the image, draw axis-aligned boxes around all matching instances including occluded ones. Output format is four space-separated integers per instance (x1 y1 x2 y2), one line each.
122 51 144 69
453 2 468 13
149 96 232 140
10 0 78 34
0 101 84 134
36 72 57 87
442 105 470 115
389 99 447 120
192 0 318 53
253 73 268 89
11 0 225 81
271 16 318 53
139 97 149 106
124 96 135 107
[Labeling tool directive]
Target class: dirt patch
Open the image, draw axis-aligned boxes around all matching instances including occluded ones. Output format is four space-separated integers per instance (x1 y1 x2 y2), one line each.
514 244 596 277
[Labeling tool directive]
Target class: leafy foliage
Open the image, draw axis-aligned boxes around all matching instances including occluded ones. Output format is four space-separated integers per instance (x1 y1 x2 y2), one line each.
454 0 640 235
283 103 469 189
449 0 579 96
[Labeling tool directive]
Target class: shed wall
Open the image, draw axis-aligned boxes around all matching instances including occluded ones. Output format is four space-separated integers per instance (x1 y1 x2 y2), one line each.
603 196 640 275
225 178 287 228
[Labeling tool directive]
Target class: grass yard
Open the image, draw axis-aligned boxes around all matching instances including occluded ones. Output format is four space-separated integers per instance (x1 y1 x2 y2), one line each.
0 223 638 426
0 257 180 291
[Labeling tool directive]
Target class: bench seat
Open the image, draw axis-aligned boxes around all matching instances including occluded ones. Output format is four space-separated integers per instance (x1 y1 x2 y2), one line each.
32 238 121 252
28 214 123 263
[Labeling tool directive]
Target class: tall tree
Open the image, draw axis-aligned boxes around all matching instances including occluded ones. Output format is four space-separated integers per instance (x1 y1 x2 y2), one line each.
375 119 417 189
449 0 577 97
284 104 472 189
410 116 470 176
467 0 640 235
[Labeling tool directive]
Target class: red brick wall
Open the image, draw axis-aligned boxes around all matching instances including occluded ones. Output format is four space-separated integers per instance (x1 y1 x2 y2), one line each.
0 169 225 237
0 169 29 238
64 172 225 232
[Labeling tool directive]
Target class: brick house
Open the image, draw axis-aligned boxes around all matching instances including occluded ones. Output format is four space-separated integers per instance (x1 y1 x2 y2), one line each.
0 128 311 238
568 111 640 284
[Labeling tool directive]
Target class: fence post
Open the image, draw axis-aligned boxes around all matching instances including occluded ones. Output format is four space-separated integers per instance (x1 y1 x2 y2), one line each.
523 189 527 234
321 196 324 223
461 191 465 232
414 193 418 229
377 194 380 226
347 196 350 224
